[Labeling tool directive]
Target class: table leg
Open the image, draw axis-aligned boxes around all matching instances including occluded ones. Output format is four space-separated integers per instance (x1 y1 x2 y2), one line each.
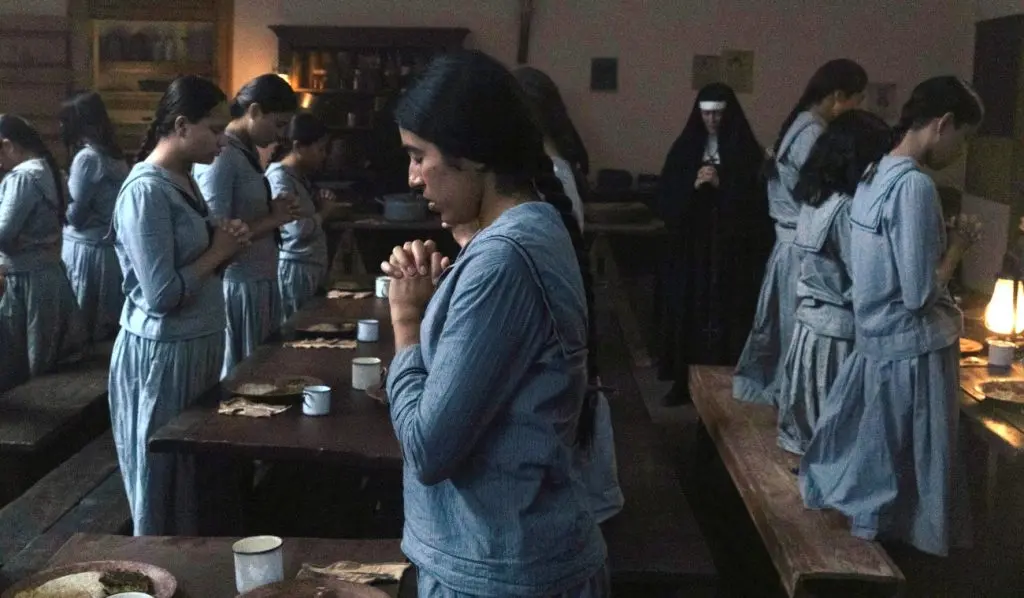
986 444 999 525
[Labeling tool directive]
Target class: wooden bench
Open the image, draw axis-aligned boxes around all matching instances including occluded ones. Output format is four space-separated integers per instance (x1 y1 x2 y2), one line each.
689 365 904 597
596 305 718 596
0 346 112 507
0 431 130 586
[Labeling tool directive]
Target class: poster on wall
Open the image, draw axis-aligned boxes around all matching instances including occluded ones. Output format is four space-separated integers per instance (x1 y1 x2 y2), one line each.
721 49 754 93
864 82 899 123
692 54 721 90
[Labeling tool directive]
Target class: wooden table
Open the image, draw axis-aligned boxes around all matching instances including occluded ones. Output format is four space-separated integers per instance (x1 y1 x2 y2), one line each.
39 533 407 598
326 215 457 277
149 296 402 470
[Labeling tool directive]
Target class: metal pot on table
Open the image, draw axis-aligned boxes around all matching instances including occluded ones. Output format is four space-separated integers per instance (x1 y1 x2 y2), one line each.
376 193 428 222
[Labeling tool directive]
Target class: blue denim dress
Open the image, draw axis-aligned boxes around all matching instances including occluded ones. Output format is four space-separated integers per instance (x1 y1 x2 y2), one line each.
734 112 824 405
801 156 970 556
387 202 608 596
109 162 226 535
62 145 129 342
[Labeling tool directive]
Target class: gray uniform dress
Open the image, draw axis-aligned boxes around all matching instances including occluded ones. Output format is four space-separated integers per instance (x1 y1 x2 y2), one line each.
266 162 327 324
800 156 970 556
109 162 226 535
62 144 129 342
0 158 84 393
777 193 855 455
734 111 825 405
194 134 280 378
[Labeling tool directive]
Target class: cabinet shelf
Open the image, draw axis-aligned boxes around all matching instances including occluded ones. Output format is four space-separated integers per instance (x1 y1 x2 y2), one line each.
100 60 215 75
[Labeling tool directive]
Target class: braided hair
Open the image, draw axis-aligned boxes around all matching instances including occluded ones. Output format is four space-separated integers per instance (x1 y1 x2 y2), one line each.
0 114 68 223
137 75 227 163
395 50 600 447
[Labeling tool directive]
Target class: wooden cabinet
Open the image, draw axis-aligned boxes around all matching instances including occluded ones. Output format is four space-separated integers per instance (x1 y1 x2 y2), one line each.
69 0 232 161
268 26 468 188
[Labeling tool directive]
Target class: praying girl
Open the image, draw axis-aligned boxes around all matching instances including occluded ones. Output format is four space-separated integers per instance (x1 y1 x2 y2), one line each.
383 50 609 597
266 112 336 323
801 77 984 556
193 74 299 377
777 109 892 455
734 59 867 405
110 76 250 535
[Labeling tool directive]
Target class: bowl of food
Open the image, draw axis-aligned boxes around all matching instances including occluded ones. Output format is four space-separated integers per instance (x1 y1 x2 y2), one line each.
294 321 357 339
228 376 324 405
2 561 175 598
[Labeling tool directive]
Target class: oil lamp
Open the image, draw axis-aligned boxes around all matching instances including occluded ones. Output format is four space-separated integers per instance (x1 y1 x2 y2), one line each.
984 254 1024 367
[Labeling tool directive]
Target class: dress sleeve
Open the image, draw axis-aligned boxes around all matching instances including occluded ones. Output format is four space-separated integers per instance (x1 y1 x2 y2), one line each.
116 183 205 312
194 153 236 220
886 172 944 312
65 149 104 229
0 172 40 251
386 240 551 485
268 170 319 243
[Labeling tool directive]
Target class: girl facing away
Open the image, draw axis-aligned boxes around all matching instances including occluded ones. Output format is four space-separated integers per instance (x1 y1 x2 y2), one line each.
59 90 130 343
777 109 893 455
733 59 867 405
800 77 984 557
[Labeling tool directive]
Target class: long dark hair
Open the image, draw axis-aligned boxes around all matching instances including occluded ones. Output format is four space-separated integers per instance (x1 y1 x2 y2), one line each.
59 91 123 160
138 75 227 163
231 74 298 120
513 66 590 176
0 115 68 222
269 112 330 164
892 76 984 144
395 50 600 447
768 59 867 176
794 110 891 206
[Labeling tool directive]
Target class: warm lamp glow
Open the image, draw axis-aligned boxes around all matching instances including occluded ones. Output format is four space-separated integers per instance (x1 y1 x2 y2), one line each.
984 278 1024 335
276 72 291 86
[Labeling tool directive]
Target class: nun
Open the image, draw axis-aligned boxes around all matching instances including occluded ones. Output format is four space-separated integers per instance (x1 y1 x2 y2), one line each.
653 83 772 405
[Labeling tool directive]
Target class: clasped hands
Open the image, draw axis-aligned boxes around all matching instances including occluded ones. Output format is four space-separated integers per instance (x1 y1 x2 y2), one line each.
270 191 303 225
695 165 719 189
381 240 451 324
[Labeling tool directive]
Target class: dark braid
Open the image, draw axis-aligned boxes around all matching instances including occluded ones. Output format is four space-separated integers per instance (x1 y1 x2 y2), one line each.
137 106 165 163
533 154 599 449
